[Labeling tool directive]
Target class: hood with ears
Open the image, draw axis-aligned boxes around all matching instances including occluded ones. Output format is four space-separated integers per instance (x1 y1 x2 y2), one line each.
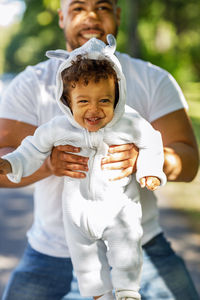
46 34 126 130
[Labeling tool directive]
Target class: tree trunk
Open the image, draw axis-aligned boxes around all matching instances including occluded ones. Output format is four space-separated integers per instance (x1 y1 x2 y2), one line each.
125 0 140 57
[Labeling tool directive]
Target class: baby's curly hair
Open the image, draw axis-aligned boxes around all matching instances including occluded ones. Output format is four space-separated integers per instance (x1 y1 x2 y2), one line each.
61 55 119 108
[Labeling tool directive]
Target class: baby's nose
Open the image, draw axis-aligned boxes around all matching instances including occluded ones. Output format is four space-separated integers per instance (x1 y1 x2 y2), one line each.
89 103 99 112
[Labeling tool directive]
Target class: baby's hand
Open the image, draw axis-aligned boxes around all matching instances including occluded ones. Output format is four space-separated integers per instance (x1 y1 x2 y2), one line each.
0 158 12 175
140 176 161 191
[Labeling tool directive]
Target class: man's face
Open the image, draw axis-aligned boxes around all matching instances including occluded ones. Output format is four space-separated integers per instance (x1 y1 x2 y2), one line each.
68 77 115 132
58 0 121 51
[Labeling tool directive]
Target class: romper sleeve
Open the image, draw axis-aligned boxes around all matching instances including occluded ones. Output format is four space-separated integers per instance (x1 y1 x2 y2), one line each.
2 119 56 183
127 109 167 186
107 106 167 186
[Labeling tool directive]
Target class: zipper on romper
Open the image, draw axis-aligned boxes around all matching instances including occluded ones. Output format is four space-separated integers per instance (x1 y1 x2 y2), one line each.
83 129 97 199
85 130 103 200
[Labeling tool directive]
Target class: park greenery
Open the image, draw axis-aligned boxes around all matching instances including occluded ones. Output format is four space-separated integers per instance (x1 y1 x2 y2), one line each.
0 0 200 85
0 0 199 230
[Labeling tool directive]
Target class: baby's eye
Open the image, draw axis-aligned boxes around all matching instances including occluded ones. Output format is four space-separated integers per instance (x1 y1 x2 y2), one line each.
79 100 88 103
100 99 110 103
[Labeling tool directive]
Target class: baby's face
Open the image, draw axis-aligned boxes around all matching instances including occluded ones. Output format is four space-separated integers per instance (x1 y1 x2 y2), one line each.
69 77 115 132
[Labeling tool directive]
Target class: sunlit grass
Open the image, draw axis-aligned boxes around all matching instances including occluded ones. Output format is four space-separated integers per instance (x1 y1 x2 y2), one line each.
161 169 200 231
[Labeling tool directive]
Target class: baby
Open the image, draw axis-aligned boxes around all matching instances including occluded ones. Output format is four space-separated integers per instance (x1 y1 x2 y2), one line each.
0 35 166 300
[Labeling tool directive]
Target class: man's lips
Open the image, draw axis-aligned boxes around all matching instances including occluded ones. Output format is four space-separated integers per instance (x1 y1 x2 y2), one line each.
79 28 104 40
82 33 101 39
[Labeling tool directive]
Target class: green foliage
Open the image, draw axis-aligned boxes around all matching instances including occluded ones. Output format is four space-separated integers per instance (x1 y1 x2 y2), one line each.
4 0 64 73
0 23 20 74
183 82 200 147
2 0 200 84
118 0 200 83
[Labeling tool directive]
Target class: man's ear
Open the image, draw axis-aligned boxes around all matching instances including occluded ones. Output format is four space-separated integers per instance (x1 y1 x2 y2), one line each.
58 8 64 29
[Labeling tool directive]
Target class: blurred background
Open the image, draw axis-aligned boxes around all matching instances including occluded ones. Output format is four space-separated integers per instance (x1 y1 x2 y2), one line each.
0 0 199 297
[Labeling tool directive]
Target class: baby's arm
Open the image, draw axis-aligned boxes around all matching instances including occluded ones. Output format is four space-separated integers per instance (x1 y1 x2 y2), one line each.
121 107 167 186
1 120 57 183
0 158 12 175
139 176 161 191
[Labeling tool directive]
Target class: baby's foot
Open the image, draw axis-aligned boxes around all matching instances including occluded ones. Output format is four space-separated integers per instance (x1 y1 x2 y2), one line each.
115 290 141 300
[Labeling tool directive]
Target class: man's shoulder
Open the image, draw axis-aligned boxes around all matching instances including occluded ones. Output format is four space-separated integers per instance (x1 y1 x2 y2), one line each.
116 51 168 77
23 58 61 81
5 58 61 95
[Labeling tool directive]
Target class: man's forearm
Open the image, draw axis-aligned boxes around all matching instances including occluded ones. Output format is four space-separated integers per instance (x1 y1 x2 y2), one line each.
151 109 199 183
164 143 199 182
0 147 51 188
0 167 51 187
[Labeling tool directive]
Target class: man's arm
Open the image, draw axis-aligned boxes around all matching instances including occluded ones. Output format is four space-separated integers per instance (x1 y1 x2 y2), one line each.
0 119 50 187
0 119 88 187
152 108 199 182
101 109 199 182
7 108 195 185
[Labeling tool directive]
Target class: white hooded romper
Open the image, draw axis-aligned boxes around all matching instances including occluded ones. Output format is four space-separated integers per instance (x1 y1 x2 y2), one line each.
3 35 166 299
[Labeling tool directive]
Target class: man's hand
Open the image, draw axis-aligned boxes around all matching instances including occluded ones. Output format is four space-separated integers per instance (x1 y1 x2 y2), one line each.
101 143 139 181
46 145 89 179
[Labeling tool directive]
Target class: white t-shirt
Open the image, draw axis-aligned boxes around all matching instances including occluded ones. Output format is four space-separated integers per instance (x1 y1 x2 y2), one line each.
0 52 188 257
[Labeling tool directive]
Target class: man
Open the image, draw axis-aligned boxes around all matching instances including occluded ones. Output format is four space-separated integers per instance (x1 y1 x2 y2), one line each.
0 0 199 299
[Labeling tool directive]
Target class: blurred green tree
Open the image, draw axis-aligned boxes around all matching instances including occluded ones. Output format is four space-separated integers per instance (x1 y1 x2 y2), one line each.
3 0 200 84
4 0 64 73
119 0 200 83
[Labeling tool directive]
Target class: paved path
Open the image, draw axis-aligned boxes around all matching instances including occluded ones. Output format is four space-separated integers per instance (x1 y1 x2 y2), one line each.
0 187 33 298
0 187 199 298
156 190 200 295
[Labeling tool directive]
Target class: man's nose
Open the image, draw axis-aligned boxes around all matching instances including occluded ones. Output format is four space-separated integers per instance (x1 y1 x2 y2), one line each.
87 9 99 20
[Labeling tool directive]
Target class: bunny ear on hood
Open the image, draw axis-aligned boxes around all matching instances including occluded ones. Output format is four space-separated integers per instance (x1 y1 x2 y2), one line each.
105 34 116 54
46 49 70 61
47 34 127 130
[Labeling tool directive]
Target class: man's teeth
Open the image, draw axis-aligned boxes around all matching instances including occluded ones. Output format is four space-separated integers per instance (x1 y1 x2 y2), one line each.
82 33 101 39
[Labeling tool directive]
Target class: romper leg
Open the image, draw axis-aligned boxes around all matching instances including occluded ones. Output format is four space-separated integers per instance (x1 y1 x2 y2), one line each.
63 215 113 297
103 201 143 300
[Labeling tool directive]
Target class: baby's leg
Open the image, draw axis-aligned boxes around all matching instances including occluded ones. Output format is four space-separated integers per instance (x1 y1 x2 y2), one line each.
62 181 113 297
63 215 113 297
103 201 143 300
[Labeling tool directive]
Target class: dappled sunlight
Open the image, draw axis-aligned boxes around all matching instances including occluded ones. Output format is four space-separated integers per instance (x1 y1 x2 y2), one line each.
15 37 41 64
0 187 33 255
0 255 18 270
0 187 34 296
0 1 25 27
156 190 200 294
37 11 53 26
154 21 176 53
